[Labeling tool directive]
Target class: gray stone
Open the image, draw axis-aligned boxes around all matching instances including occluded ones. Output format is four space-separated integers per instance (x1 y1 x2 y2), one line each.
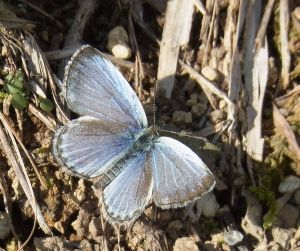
279 175 300 193
0 212 10 240
294 189 300 205
191 103 206 118
277 203 299 228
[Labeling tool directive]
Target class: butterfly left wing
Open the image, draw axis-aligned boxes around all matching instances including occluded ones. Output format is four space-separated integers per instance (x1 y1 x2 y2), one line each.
150 137 215 209
101 150 153 224
52 116 135 179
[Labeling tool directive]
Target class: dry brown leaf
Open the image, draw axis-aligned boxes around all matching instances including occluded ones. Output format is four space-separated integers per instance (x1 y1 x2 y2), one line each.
273 104 300 162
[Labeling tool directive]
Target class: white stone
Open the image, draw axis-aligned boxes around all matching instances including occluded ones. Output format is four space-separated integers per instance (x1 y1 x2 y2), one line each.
201 66 222 83
107 26 131 59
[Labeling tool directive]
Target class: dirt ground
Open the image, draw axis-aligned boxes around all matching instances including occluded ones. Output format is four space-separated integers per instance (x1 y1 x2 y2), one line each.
0 0 299 250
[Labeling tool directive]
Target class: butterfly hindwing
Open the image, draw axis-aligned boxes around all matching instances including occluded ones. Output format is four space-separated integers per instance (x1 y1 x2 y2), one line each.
53 116 135 178
101 150 153 223
150 137 215 209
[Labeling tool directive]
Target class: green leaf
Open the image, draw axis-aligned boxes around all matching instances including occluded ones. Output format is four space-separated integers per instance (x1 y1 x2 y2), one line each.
39 98 54 112
4 70 25 94
11 93 29 110
4 82 23 94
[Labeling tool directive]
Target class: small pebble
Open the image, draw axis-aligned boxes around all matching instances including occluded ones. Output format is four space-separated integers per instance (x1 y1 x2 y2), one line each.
268 57 278 86
74 178 86 203
201 66 222 83
1 45 8 56
277 203 299 228
158 211 172 222
34 237 67 250
198 92 208 105
173 237 199 251
271 227 295 250
167 220 184 231
294 189 300 205
0 212 10 240
89 217 101 238
183 79 196 94
186 94 199 107
71 208 91 240
223 229 243 246
191 103 206 118
54 221 65 234
40 30 49 42
173 111 193 125
202 192 219 218
143 206 154 218
293 7 300 20
210 109 225 123
111 42 132 59
6 238 18 251
50 33 63 49
130 236 139 248
80 239 93 251
107 26 131 59
278 175 300 193
219 100 227 110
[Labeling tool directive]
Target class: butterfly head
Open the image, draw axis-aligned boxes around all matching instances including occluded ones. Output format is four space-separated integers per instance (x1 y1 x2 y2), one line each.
149 125 160 137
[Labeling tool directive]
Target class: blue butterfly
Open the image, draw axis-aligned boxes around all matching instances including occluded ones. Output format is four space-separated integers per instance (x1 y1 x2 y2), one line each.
52 45 215 224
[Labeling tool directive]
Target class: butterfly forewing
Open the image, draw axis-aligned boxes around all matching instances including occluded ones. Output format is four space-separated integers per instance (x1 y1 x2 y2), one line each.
150 137 215 209
64 45 148 132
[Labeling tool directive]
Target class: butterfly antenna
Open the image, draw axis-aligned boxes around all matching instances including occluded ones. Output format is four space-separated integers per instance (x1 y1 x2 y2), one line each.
158 128 206 141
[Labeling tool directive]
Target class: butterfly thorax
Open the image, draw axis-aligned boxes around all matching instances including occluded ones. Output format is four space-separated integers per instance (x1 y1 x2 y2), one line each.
93 127 157 190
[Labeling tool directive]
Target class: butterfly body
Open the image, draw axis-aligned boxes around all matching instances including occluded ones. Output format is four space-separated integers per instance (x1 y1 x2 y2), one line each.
52 45 215 224
94 127 157 189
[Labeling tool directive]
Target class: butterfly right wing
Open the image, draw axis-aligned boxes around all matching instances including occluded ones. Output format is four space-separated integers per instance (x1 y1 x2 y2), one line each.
52 116 135 179
63 45 148 132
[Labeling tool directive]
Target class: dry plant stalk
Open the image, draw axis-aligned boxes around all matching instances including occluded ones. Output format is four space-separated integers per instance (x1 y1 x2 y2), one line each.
245 41 269 162
243 0 269 162
279 0 291 89
0 123 50 234
157 0 194 98
0 112 48 189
